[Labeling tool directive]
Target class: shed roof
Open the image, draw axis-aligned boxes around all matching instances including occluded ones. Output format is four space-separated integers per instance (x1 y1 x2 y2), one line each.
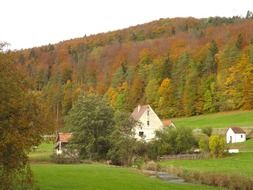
230 127 246 134
57 133 72 143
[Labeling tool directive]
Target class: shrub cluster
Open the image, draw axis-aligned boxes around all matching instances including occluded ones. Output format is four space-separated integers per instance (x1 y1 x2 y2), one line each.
167 166 253 190
141 161 161 171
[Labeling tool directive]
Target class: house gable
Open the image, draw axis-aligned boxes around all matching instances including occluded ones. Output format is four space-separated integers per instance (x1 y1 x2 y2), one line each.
131 105 163 141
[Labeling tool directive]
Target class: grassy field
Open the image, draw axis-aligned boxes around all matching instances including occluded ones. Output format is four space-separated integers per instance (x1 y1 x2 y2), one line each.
229 139 253 152
32 164 220 190
172 110 253 129
30 143 219 189
160 153 253 179
29 142 54 162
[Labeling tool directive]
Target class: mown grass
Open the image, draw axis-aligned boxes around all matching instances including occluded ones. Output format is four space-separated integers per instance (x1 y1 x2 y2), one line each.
29 142 54 162
32 164 220 190
173 110 253 129
160 153 253 179
229 139 253 152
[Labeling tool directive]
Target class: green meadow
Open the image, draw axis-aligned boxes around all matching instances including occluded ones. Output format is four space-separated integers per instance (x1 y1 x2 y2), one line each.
29 142 54 162
160 153 253 179
30 143 220 189
173 110 253 129
32 164 220 190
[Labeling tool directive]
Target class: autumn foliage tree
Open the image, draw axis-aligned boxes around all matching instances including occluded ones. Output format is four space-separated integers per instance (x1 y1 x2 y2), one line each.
0 45 53 190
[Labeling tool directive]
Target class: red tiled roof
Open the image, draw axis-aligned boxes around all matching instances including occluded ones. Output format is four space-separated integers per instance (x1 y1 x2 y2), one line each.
163 119 172 127
230 127 245 134
57 133 72 143
131 105 149 120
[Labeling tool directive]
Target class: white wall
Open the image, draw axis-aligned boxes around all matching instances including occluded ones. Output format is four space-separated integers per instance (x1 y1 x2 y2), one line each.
134 106 163 141
56 149 63 155
226 128 246 143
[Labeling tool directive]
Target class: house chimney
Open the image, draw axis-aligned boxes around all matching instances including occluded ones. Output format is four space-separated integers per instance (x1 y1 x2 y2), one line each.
138 105 141 112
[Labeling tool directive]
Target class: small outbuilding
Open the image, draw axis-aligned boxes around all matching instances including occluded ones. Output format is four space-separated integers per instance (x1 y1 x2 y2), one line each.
226 127 246 144
162 119 176 128
55 132 72 155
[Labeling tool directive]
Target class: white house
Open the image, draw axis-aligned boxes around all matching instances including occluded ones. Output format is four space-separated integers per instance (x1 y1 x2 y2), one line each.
55 132 72 155
131 105 163 141
226 127 246 143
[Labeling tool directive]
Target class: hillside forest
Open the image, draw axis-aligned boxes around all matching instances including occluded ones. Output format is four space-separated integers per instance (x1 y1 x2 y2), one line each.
9 16 253 128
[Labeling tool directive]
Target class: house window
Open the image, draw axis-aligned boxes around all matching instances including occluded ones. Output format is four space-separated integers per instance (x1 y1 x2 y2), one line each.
147 110 150 116
241 135 243 138
139 131 144 137
147 121 149 126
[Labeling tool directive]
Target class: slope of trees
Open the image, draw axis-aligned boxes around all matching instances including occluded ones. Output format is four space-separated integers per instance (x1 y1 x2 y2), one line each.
11 16 253 129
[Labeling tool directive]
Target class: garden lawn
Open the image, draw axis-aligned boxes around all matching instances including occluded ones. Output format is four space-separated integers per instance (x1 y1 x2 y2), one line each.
160 153 253 179
173 110 253 129
29 142 54 162
32 164 219 190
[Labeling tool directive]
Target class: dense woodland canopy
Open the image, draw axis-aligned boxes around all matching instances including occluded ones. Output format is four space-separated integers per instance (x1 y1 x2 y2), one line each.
10 16 253 128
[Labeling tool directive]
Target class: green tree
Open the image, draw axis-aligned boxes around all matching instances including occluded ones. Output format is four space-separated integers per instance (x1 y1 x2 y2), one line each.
202 40 218 75
155 127 196 155
62 80 73 116
202 41 218 113
145 79 159 109
65 94 114 160
175 127 196 153
107 111 137 165
172 52 189 116
183 60 199 116
111 61 128 88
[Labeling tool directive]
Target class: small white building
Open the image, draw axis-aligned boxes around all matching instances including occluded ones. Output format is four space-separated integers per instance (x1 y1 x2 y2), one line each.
55 133 72 155
131 105 163 141
226 127 246 144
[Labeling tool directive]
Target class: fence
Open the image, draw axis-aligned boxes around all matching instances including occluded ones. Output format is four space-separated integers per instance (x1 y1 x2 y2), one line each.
160 153 209 160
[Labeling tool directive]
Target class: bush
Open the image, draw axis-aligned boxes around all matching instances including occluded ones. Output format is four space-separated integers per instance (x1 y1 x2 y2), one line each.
146 140 171 160
209 135 226 158
166 166 253 190
154 127 196 156
198 137 210 152
142 161 160 171
202 127 213 137
133 157 145 169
